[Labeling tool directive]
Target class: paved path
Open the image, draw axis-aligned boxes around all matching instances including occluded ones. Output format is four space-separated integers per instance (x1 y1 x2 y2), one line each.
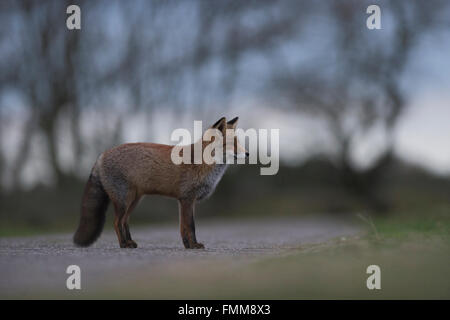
0 216 361 298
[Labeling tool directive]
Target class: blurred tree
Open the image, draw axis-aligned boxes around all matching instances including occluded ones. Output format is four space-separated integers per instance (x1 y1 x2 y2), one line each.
272 0 447 212
1 0 86 185
0 0 297 189
0 0 447 207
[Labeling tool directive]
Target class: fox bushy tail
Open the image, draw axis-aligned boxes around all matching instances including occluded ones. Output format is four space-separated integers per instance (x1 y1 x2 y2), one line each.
73 165 110 247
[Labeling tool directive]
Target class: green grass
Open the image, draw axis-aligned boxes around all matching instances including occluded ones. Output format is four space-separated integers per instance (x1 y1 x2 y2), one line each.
373 211 450 239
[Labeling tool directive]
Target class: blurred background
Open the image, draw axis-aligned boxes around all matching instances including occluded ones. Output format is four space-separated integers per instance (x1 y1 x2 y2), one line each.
0 0 449 236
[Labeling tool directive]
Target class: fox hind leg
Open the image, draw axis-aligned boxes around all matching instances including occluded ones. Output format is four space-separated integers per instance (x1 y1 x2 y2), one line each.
121 196 140 248
113 202 128 248
113 203 138 248
112 195 138 248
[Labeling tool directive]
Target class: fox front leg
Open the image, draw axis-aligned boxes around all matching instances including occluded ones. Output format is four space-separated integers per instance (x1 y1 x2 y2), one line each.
178 199 204 249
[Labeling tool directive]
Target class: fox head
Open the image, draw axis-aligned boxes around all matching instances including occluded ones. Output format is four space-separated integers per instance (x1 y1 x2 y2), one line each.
205 116 249 162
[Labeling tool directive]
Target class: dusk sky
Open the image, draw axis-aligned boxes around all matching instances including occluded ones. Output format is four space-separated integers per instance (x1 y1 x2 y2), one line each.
1 1 449 189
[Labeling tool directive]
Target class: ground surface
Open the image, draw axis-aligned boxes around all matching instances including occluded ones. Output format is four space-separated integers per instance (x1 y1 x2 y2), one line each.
0 216 361 299
1 214 449 299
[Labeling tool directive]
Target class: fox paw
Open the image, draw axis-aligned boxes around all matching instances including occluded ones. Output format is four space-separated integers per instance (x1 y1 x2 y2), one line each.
121 240 138 248
189 242 205 249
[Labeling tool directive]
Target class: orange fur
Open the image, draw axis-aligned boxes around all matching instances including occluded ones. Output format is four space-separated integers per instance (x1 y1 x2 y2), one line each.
73 117 247 249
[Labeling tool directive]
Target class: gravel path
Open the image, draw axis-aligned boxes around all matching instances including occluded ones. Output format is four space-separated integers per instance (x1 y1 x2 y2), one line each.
0 216 361 298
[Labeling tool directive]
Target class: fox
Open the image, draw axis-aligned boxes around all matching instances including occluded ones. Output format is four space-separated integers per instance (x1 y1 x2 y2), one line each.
73 116 248 249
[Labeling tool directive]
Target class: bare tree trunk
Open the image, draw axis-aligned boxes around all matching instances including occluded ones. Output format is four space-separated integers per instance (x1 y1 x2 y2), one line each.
40 111 65 185
70 104 83 174
339 139 393 213
10 109 37 189
0 107 3 193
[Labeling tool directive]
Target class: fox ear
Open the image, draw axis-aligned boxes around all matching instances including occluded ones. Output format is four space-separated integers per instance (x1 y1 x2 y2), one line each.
227 117 239 129
211 117 227 133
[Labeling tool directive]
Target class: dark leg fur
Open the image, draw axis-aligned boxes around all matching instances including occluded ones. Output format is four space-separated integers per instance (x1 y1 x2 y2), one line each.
113 197 139 249
178 199 204 249
113 202 135 248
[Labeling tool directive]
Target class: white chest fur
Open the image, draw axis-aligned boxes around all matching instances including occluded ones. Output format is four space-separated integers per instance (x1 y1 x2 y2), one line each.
194 164 228 201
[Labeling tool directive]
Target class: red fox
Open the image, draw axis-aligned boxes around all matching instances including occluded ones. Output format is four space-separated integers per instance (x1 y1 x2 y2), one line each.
73 117 248 249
